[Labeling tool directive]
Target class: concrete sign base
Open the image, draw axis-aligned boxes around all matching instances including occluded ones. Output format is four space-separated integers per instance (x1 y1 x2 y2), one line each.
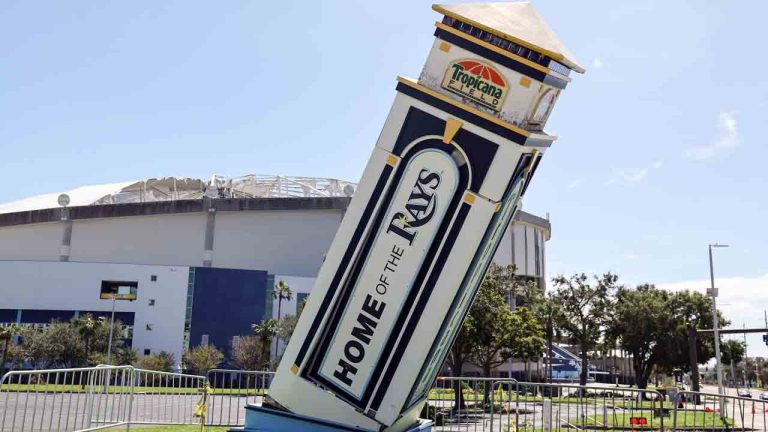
233 405 433 432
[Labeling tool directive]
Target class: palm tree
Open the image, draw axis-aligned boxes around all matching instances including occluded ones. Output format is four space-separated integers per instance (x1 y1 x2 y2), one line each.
252 319 279 370
1 324 19 377
72 314 106 366
273 280 294 322
272 280 293 358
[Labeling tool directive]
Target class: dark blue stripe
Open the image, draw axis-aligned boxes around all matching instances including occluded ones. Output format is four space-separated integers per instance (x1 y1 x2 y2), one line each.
369 202 472 411
395 82 530 145
294 164 395 368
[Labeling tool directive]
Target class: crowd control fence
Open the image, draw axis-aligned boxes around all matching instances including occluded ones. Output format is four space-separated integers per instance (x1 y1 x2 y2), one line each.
4 367 768 432
0 365 205 432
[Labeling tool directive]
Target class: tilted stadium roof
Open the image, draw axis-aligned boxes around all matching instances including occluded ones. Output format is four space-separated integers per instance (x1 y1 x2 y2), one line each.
0 175 357 215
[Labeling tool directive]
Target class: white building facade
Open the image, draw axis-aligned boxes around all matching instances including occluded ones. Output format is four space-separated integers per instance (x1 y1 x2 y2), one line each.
0 176 550 368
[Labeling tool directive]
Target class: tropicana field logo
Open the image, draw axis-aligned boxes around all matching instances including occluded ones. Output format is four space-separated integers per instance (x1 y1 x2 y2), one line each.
441 59 508 112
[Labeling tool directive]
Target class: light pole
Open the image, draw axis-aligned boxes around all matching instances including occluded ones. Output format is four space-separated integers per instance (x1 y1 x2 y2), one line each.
708 243 728 396
105 295 117 366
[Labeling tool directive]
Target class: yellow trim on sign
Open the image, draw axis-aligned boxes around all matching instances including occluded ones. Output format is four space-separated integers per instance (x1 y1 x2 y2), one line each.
494 202 502 212
386 155 399 166
432 6 581 72
291 364 299 375
463 193 476 204
396 76 534 139
439 41 451 52
525 149 539 173
434 23 571 83
443 118 463 144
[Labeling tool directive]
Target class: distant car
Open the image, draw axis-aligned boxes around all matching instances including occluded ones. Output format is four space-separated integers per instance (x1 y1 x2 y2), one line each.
737 389 752 398
759 392 768 401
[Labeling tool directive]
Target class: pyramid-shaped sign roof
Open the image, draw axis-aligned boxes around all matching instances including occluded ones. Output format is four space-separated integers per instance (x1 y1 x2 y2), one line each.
433 2 584 73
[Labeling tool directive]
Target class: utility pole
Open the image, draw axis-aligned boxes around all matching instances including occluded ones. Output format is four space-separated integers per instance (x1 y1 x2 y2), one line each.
106 295 116 366
743 323 749 387
708 243 728 395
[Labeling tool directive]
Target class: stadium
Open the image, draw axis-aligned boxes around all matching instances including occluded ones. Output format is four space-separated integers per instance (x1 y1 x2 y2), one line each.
0 174 551 373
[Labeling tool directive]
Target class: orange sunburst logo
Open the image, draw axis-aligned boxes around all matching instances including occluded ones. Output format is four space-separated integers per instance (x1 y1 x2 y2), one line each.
441 59 508 112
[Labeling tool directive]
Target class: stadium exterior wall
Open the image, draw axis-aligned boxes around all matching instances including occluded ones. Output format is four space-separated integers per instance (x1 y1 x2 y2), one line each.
0 197 551 366
0 261 190 366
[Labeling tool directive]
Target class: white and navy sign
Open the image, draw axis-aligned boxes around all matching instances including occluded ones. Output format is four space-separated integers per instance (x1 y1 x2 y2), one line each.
316 150 459 398
295 107 503 411
268 84 552 430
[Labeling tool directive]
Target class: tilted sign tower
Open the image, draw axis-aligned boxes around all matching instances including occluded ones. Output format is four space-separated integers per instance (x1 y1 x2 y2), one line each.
257 3 583 431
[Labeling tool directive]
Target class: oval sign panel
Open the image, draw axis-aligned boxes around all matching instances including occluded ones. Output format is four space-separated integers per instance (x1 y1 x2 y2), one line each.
316 148 460 399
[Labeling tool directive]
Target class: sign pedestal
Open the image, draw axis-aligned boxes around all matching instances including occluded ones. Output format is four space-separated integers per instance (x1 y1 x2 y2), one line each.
232 405 433 432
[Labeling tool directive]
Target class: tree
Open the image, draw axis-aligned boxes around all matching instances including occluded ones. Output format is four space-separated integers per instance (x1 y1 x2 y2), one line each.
469 264 517 405
232 336 266 371
1 324 19 376
273 280 294 321
71 314 107 365
720 339 746 365
252 319 279 369
273 281 294 358
721 339 746 385
608 284 669 389
183 345 223 374
137 351 176 372
608 285 724 389
19 321 82 369
508 307 545 381
114 347 138 366
552 273 618 386
276 296 308 353
534 293 562 383
445 315 475 411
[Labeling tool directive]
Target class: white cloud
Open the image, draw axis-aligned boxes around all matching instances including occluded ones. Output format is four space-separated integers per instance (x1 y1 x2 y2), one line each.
686 112 742 160
592 57 604 69
623 251 639 260
609 159 664 184
566 179 584 190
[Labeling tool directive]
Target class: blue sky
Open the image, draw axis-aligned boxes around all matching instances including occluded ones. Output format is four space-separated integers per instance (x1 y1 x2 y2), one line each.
1 2 766 350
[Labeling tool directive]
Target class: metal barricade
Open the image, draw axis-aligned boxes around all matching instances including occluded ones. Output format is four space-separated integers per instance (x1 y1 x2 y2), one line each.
0 365 133 432
425 378 666 432
674 390 768 431
205 369 274 426
127 368 207 427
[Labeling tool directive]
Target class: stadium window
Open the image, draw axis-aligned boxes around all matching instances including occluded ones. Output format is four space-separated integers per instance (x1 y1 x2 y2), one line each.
148 299 156 306
143 349 151 355
151 275 157 282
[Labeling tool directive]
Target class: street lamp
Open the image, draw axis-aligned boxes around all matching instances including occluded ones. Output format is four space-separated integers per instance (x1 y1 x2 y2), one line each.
708 243 729 396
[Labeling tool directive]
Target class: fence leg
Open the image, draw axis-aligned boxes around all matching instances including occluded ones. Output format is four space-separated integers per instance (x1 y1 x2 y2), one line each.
543 398 552 432
602 405 608 431
126 367 135 431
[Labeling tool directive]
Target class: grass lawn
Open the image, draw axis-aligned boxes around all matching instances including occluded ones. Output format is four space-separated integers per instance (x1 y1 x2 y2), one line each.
577 411 732 429
117 426 231 431
428 389 672 409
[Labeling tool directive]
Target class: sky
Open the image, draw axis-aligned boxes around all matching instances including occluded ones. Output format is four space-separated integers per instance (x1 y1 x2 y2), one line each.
1 2 766 352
